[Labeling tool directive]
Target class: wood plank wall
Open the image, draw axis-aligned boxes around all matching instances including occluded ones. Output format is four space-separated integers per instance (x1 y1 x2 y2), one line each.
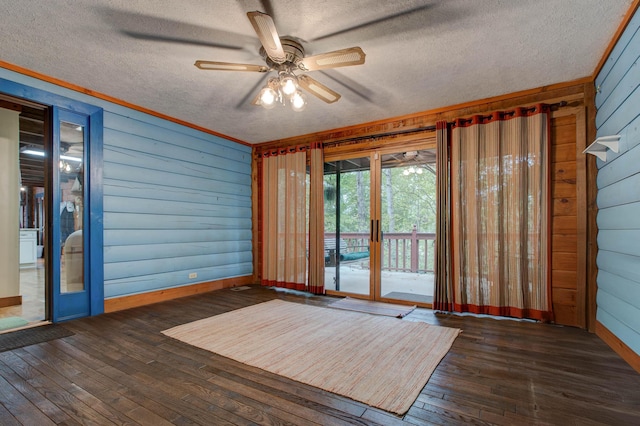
102 113 253 298
255 80 594 328
0 66 254 304
550 114 580 326
593 7 640 356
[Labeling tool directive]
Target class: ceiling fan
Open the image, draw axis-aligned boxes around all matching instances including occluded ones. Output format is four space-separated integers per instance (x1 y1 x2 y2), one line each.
194 11 366 111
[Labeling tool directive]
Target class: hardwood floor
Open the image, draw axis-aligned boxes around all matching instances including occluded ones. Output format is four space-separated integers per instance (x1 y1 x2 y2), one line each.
0 285 638 425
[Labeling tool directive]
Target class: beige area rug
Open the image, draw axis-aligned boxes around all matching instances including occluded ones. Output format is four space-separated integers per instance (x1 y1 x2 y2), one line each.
328 296 417 318
162 299 461 414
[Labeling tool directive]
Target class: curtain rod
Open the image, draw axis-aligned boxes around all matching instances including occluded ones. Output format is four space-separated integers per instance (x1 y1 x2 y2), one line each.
324 100 569 147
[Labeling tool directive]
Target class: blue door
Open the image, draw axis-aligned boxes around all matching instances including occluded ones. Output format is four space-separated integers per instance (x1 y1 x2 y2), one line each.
51 107 104 322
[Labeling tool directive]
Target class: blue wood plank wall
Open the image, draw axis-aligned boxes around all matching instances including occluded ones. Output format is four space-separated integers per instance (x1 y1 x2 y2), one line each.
0 68 253 299
594 8 640 355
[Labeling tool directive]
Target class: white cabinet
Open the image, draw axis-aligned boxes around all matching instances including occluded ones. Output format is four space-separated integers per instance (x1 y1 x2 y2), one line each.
19 229 38 266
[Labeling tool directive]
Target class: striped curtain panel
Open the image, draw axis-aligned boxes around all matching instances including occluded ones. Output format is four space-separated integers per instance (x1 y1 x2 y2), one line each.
433 121 454 311
450 105 553 321
307 142 325 294
261 146 307 290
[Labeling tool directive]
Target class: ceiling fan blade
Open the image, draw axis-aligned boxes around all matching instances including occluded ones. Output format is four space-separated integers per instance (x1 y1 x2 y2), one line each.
247 11 287 64
298 47 365 71
194 61 269 72
100 7 254 49
318 70 375 102
123 31 245 50
298 75 341 103
311 4 435 42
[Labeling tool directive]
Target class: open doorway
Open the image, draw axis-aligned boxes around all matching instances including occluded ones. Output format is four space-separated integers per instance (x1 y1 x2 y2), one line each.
1 80 103 324
0 95 48 331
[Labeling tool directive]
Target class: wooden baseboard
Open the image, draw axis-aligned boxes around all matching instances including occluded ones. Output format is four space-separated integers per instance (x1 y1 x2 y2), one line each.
104 276 255 313
0 295 22 308
595 320 640 373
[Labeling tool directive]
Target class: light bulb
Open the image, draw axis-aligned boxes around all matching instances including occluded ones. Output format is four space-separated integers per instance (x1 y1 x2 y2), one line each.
259 86 277 109
280 74 298 96
291 91 307 112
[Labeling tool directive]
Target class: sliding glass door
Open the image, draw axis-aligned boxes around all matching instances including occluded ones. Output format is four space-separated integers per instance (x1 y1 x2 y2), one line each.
324 145 436 304
323 154 372 296
378 150 437 304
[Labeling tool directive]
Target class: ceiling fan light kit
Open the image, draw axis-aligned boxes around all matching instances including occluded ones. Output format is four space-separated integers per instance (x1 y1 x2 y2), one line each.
280 72 298 96
258 81 278 109
194 11 366 111
290 91 307 112
257 70 308 111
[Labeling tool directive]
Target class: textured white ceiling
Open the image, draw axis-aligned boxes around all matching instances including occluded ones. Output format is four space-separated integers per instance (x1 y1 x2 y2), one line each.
0 0 633 144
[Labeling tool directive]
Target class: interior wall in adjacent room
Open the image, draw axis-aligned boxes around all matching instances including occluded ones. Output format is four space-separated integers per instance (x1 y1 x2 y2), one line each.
0 107 20 304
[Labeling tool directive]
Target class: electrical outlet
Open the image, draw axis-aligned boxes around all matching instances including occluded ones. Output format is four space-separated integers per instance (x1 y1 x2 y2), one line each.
188 272 197 279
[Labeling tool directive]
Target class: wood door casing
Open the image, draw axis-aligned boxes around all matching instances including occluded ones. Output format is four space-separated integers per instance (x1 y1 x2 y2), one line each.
550 112 582 327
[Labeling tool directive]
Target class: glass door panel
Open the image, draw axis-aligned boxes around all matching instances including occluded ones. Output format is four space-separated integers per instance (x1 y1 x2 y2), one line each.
324 155 372 296
59 121 85 293
378 149 437 304
53 108 91 321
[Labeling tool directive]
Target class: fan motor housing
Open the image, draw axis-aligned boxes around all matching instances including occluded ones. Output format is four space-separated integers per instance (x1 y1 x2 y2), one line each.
260 37 304 69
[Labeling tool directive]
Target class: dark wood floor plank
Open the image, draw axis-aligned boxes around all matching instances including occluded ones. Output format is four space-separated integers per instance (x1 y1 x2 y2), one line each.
0 358 78 425
0 285 638 425
203 369 374 426
159 339 371 419
59 338 199 425
31 340 175 426
0 402 21 426
169 366 324 426
64 337 237 425
19 343 139 425
0 351 114 425
61 320 287 425
141 361 310 426
0 373 56 425
182 392 303 426
9 348 128 425
359 408 407 426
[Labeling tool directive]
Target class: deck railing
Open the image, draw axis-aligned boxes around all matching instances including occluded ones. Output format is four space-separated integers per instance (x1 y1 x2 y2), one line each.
325 226 435 273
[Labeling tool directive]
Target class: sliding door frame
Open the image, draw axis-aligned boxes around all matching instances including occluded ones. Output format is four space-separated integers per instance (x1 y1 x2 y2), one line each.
324 138 436 305
324 150 376 299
